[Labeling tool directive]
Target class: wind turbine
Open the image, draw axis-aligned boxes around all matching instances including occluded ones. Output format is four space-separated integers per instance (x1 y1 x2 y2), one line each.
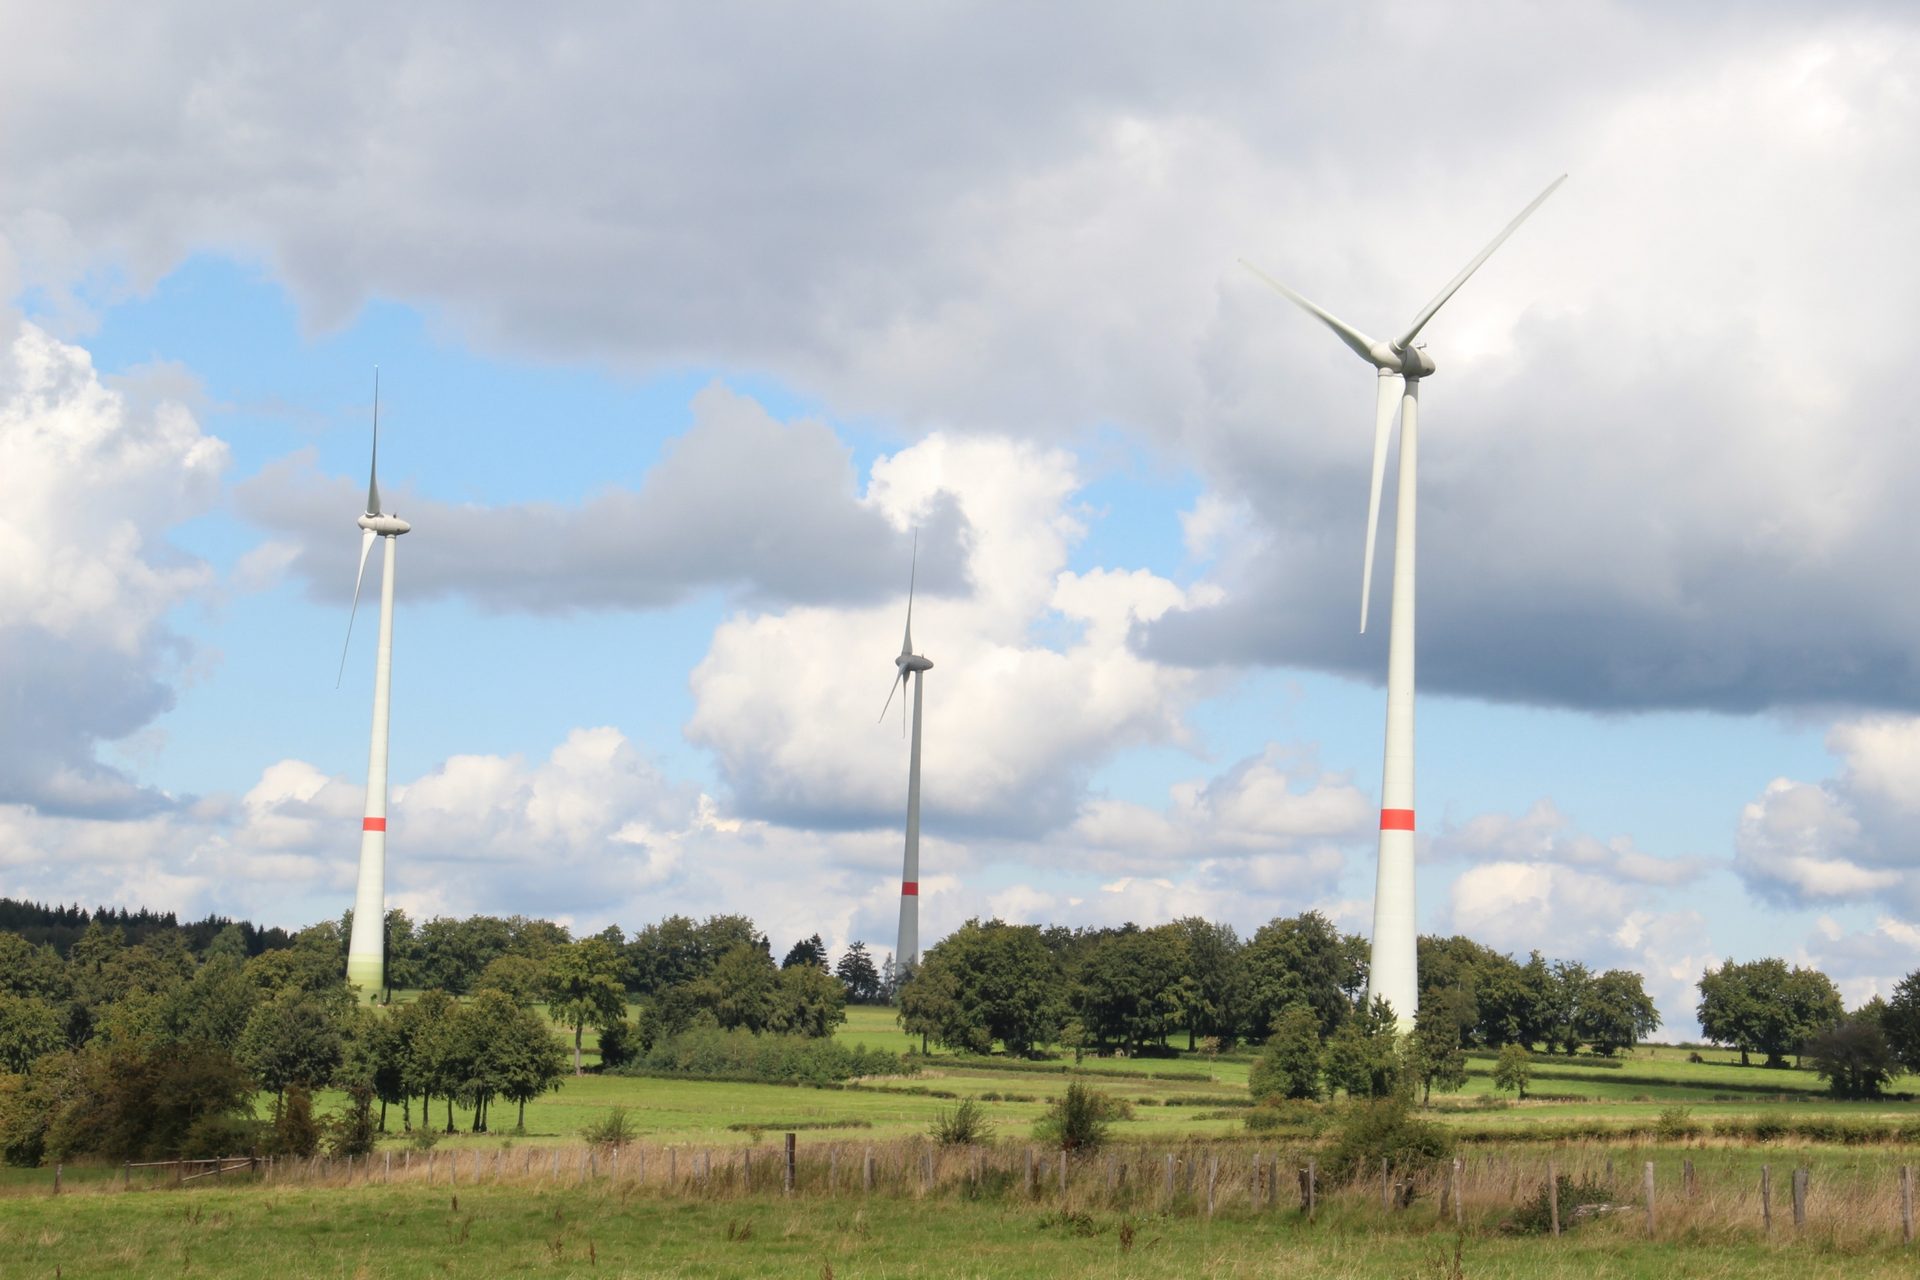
340 370 412 1002
878 537 932 973
1240 176 1564 1029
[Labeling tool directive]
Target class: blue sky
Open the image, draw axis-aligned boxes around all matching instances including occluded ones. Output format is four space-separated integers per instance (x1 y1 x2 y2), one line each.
4 2 1920 1036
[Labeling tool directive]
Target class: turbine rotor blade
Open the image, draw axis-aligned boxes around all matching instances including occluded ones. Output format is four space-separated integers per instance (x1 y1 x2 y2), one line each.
366 367 382 516
337 528 378 687
901 530 918 656
1360 374 1405 633
878 670 904 724
1238 260 1382 365
1396 174 1566 349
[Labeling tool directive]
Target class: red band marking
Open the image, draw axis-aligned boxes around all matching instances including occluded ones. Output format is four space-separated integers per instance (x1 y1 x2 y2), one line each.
1379 809 1415 831
363 817 387 832
901 881 919 896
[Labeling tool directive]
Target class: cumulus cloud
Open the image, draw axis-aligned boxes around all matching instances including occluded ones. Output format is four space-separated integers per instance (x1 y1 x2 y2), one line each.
1432 799 1710 888
0 314 225 814
235 383 966 613
686 432 1215 836
1734 716 1920 912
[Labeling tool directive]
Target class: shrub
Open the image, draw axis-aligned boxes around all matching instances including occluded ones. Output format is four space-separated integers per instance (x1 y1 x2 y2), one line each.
1033 1083 1124 1151
1244 1099 1323 1135
325 1083 377 1158
581 1107 637 1148
269 1084 321 1158
1508 1174 1618 1234
929 1098 996 1145
1655 1107 1698 1141
595 1020 638 1070
609 1027 914 1085
1323 1096 1453 1184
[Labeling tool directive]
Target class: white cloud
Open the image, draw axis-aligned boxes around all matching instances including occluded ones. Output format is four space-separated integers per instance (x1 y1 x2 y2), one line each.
0 313 225 813
1433 799 1709 887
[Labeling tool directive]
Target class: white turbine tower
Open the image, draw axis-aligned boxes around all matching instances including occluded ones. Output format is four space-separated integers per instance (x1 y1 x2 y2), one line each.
879 539 932 973
340 371 412 1002
1241 176 1564 1028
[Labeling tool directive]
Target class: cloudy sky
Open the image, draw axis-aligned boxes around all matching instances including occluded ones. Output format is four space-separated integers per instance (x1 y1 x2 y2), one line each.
4 1 1918 1034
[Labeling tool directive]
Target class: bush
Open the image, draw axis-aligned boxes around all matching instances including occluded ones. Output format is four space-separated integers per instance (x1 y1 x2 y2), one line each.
609 1027 914 1085
1244 1099 1324 1135
1508 1173 1618 1234
1655 1106 1698 1141
581 1107 637 1148
1034 1082 1124 1151
929 1097 996 1145
596 1019 638 1070
268 1084 321 1158
1323 1097 1453 1184
325 1084 377 1158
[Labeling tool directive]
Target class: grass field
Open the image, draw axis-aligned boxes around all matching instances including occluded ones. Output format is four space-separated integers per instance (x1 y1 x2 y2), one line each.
11 1006 1920 1276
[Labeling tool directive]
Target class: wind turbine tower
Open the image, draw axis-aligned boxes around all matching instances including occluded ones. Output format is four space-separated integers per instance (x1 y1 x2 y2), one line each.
1240 176 1563 1028
341 371 412 1002
879 540 932 972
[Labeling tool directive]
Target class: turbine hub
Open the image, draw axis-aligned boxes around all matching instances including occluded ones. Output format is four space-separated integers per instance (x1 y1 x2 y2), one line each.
358 513 412 536
1377 344 1435 378
898 654 933 673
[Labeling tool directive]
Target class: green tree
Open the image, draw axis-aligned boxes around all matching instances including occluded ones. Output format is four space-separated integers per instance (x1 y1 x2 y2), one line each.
698 942 781 1034
1168 917 1244 1049
1408 993 1469 1104
1072 928 1185 1053
396 990 464 1132
834 941 883 1004
1543 959 1593 1055
1577 969 1660 1055
1881 969 1920 1073
491 1001 569 1130
1493 1042 1532 1100
1248 1003 1321 1101
900 920 1064 1057
1242 912 1353 1040
1806 1013 1898 1099
1323 996 1400 1098
238 993 346 1108
781 933 828 969
0 994 64 1072
1698 958 1842 1067
770 961 848 1038
158 954 258 1051
474 953 548 1007
546 938 630 1074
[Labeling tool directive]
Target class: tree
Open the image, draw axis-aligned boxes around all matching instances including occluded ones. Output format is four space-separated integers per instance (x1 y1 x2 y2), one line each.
1242 912 1353 1040
899 920 1064 1057
1409 994 1470 1105
1881 970 1920 1073
1578 969 1661 1055
1323 996 1400 1099
1249 1003 1321 1101
546 939 630 1074
1806 1014 1898 1099
1542 960 1592 1055
475 953 548 1007
1493 1042 1532 1100
494 1001 568 1130
396 990 464 1133
698 943 780 1033
238 993 346 1108
781 934 827 969
1072 928 1185 1053
1168 917 1244 1049
0 994 64 1073
834 942 882 1004
158 954 258 1051
1698 958 1843 1067
770 962 848 1038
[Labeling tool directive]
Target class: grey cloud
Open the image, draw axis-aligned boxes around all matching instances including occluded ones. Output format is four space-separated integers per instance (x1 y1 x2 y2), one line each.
236 384 970 613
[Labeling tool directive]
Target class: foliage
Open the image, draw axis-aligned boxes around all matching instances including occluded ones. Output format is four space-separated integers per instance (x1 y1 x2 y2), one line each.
33 1042 261 1162
595 1017 638 1069
0 993 65 1072
929 1097 996 1145
1806 1014 1898 1099
1407 997 1468 1104
1697 957 1844 1067
581 1106 637 1148
1493 1043 1532 1100
898 919 1065 1057
781 933 828 969
326 1083 378 1158
1168 916 1245 1048
1248 1003 1321 1101
270 1083 322 1157
237 991 346 1101
1322 997 1400 1099
834 941 883 1004
612 1026 912 1084
768 961 849 1038
1032 1082 1122 1151
474 953 548 1007
1879 971 1920 1074
1509 1173 1618 1234
1579 969 1661 1054
1242 911 1361 1040
546 938 630 1075
1654 1106 1697 1140
1322 1095 1454 1183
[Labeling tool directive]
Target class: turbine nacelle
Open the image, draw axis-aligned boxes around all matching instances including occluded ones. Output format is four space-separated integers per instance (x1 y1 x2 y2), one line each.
897 653 933 675
1376 344 1435 379
357 513 412 536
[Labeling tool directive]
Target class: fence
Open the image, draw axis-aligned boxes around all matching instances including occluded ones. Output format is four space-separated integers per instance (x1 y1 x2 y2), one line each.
38 1139 1920 1244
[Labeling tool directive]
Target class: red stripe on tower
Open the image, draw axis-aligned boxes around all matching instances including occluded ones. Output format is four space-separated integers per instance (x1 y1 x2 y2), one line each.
1379 809 1415 831
363 817 387 832
901 881 919 896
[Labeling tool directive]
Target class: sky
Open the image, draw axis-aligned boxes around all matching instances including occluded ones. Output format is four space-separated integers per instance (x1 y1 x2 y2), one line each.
3 1 1919 1037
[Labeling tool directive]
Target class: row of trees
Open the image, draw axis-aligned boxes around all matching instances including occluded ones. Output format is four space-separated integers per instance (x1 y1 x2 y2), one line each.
895 915 1662 1059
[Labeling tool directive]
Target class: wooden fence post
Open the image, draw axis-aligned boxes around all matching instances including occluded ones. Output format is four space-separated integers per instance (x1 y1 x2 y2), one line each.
1058 1150 1068 1197
1682 1158 1694 1199
1642 1161 1655 1236
1381 1157 1392 1211
1163 1153 1174 1204
1307 1158 1317 1220
922 1148 934 1195
52 1163 61 1196
384 1152 391 1184
864 1146 875 1194
1760 1164 1771 1233
1902 1165 1914 1246
1791 1167 1808 1229
121 1161 130 1192
1452 1157 1464 1229
1023 1147 1033 1198
1205 1156 1217 1218
1547 1159 1560 1237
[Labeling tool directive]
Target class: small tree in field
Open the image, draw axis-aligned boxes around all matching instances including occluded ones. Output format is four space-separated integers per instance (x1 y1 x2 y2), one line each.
1249 1003 1321 1101
1493 1042 1532 1100
546 939 628 1075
